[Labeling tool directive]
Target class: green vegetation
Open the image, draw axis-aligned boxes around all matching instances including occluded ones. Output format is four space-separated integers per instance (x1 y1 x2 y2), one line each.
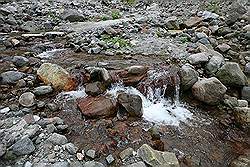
111 10 121 20
205 0 220 13
122 0 136 6
100 15 109 21
101 34 130 48
179 36 190 44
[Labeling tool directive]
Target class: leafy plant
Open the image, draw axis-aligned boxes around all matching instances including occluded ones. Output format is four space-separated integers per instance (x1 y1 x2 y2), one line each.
101 34 130 48
122 0 136 6
206 0 220 13
101 15 109 21
179 36 189 44
111 10 121 20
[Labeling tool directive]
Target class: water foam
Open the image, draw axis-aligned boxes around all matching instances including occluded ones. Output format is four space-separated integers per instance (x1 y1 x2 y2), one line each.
107 83 192 126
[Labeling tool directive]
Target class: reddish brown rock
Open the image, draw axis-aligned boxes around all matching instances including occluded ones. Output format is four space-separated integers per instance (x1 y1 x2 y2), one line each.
37 63 77 91
78 96 117 118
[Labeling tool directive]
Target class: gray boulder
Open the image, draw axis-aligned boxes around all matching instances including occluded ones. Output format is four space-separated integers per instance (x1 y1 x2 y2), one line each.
33 86 53 96
85 81 106 96
12 56 29 67
0 71 25 84
179 64 198 90
19 92 35 107
192 77 227 105
206 54 224 75
12 137 35 155
187 52 209 65
216 62 248 86
63 9 85 22
137 144 179 167
117 93 143 117
47 133 68 145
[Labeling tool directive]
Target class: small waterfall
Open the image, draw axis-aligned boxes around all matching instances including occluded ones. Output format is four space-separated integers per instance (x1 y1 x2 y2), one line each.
107 69 192 126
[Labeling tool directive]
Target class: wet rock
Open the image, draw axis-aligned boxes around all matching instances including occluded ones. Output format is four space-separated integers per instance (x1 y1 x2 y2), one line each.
127 66 148 75
12 56 29 67
106 154 115 164
64 143 78 155
12 137 35 155
187 52 209 65
119 147 134 160
78 96 117 118
137 144 179 167
33 86 53 96
89 67 111 85
84 161 104 167
206 54 225 75
19 92 35 107
192 77 227 105
86 149 96 159
85 81 106 96
125 161 147 167
242 86 250 102
0 144 6 157
115 69 147 86
63 9 85 22
217 43 231 53
216 62 248 87
184 17 202 28
47 133 68 145
0 71 25 84
37 63 76 91
179 64 198 90
117 92 143 117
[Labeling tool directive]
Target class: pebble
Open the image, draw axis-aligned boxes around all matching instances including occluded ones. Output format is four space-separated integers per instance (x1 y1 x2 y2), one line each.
19 92 35 107
86 149 96 159
106 154 115 164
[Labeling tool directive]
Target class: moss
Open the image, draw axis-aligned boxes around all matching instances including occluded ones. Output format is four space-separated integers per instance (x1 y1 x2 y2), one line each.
111 10 121 20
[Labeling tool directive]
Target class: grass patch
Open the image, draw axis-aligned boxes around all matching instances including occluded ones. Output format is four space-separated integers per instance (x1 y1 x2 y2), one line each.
205 0 220 13
122 0 136 6
111 10 121 20
101 34 130 48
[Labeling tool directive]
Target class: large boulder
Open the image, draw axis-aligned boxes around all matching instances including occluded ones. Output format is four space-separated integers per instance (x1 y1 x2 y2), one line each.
192 77 227 105
137 144 180 167
89 67 111 86
216 62 248 87
187 52 209 65
12 137 35 156
78 96 117 118
85 81 106 96
37 63 76 91
179 64 198 90
62 9 85 22
0 71 25 84
117 92 143 117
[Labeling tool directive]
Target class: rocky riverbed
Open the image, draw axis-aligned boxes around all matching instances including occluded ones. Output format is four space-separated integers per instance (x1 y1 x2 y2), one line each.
0 0 250 167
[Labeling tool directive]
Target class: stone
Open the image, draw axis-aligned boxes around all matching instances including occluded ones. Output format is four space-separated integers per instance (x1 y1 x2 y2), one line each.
37 63 76 91
77 153 84 161
224 97 238 109
244 63 250 75
47 133 68 145
117 93 143 117
184 17 202 28
216 62 248 86
0 71 25 84
85 81 106 96
63 9 85 22
198 11 219 20
47 103 59 112
0 144 6 157
90 67 111 85
52 161 69 167
179 64 198 90
84 161 105 167
125 161 147 167
192 77 227 105
137 144 179 167
206 54 225 75
127 66 148 75
12 56 29 67
238 100 248 108
217 43 231 53
165 16 179 30
65 143 78 154
234 107 250 125
86 149 96 159
230 154 250 167
24 161 32 167
106 154 115 164
119 147 134 160
19 92 35 107
33 86 53 96
12 137 35 155
242 86 250 102
78 96 117 118
187 52 209 65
